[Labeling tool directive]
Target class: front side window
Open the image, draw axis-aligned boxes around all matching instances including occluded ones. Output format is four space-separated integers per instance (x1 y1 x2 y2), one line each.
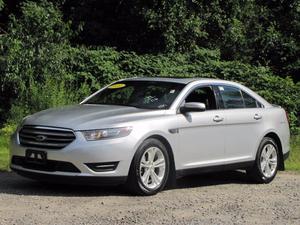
218 86 244 109
185 86 217 110
84 81 184 109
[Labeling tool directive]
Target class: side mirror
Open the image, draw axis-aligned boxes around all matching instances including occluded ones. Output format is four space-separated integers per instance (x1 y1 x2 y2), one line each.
180 102 206 114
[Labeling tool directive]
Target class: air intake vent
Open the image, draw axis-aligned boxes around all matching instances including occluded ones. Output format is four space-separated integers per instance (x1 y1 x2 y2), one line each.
19 126 75 150
12 156 80 173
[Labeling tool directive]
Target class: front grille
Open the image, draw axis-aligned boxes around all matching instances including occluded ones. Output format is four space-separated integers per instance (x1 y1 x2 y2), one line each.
19 125 76 150
12 156 81 173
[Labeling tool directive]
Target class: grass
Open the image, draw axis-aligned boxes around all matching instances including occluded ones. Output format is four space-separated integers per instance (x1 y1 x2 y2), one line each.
0 128 299 172
0 124 15 171
0 134 10 171
286 134 300 171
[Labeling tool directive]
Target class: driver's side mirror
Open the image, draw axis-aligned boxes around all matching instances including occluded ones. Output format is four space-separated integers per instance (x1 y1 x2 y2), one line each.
180 102 206 114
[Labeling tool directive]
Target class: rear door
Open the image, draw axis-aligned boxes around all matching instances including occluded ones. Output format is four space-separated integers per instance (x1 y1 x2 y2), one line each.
216 85 265 161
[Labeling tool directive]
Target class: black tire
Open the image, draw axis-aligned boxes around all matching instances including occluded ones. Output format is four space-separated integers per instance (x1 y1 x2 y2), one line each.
247 137 279 183
127 138 170 196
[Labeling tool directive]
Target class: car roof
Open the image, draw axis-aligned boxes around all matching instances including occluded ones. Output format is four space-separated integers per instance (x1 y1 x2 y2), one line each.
121 77 271 107
122 77 214 84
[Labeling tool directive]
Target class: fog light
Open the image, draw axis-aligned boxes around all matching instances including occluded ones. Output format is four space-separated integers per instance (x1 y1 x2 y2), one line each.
85 162 119 172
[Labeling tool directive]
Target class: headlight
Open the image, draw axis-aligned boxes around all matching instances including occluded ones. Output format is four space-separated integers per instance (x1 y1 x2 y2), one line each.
82 127 132 141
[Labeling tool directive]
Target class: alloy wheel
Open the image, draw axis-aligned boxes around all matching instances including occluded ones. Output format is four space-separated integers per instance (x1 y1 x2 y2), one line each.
260 143 278 178
139 147 166 190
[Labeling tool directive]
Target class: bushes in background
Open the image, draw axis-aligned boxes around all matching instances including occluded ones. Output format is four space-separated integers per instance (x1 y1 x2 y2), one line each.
4 47 300 132
0 1 299 134
77 48 300 133
0 1 96 124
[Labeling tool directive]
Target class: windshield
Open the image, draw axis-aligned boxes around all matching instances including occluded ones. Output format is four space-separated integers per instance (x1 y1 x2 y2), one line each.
84 81 185 109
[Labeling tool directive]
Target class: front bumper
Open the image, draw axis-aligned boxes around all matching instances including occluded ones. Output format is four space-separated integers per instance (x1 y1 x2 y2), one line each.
10 130 137 184
12 168 127 185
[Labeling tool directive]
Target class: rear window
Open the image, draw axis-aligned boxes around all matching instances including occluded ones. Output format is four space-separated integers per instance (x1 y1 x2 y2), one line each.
242 91 260 108
218 86 244 109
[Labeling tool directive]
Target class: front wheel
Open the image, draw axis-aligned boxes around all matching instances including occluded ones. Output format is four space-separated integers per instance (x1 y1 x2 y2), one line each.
247 137 279 183
127 138 170 195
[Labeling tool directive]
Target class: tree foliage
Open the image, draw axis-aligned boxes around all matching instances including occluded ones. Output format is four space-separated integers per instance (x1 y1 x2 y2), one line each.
1 0 299 80
0 1 94 123
0 0 299 132
140 0 300 81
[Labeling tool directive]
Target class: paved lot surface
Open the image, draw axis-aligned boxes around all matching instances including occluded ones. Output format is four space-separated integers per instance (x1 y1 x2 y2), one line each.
0 171 299 225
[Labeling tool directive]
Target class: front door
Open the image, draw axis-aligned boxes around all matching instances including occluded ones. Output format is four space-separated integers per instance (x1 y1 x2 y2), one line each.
177 86 226 170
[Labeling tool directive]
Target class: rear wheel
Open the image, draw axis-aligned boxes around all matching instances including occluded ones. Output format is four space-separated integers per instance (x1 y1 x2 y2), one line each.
127 138 170 195
247 137 279 183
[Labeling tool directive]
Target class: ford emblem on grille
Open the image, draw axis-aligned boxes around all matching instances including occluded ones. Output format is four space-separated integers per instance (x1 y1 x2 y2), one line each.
35 135 47 142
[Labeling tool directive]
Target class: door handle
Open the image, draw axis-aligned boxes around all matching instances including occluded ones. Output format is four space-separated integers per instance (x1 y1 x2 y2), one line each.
213 115 224 122
254 114 262 120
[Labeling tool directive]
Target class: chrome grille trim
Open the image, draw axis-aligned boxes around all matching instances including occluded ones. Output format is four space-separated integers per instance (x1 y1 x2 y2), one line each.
19 126 76 150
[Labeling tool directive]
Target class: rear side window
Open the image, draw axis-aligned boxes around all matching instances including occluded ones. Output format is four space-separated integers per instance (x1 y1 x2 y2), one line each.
242 91 259 108
218 86 244 109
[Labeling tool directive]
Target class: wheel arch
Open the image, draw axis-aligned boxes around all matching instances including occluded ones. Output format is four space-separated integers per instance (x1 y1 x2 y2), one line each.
130 134 177 189
147 134 176 188
264 132 284 170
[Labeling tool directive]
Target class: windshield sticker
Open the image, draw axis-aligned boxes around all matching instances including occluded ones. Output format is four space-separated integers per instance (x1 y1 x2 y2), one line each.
219 86 224 91
169 89 175 94
108 83 126 89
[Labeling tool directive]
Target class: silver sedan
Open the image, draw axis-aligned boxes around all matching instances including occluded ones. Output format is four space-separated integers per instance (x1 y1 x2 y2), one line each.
10 77 290 195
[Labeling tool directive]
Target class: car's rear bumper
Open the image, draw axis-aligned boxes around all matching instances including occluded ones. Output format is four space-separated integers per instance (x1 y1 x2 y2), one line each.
11 167 127 186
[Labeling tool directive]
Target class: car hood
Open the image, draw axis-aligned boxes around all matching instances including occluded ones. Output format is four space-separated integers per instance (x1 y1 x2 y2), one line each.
24 104 165 130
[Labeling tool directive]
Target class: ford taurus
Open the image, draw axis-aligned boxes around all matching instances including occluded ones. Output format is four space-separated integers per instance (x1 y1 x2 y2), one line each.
10 78 290 195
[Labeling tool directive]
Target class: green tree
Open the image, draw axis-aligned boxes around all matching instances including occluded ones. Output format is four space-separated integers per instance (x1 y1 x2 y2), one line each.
0 0 93 123
141 0 207 52
0 0 299 128
134 0 300 80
